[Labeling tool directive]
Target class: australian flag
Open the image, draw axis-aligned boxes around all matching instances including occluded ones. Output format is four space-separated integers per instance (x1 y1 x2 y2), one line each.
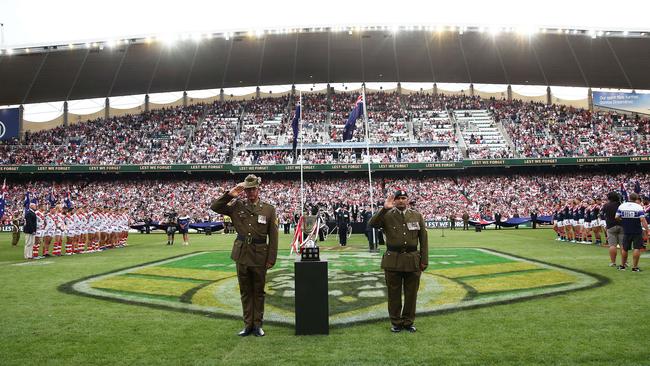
291 104 300 152
342 95 364 141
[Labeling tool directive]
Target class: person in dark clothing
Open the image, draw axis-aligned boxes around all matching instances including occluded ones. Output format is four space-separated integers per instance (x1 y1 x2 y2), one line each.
282 212 292 234
530 210 538 229
449 214 456 230
602 191 623 267
23 203 38 260
494 212 502 230
362 205 380 252
336 206 351 246
144 217 152 234
350 203 359 223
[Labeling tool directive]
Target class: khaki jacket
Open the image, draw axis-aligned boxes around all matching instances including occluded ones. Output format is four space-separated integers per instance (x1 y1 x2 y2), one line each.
211 193 278 267
369 207 428 272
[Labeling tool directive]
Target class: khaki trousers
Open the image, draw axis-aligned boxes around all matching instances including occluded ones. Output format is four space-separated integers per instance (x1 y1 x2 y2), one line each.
384 270 421 327
24 234 35 259
236 262 268 328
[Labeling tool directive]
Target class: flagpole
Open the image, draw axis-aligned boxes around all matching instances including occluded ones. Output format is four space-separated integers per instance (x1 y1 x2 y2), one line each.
299 91 305 218
362 85 376 247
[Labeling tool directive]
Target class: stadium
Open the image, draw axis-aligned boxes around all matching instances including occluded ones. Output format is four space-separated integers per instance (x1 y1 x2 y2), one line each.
1 1 650 365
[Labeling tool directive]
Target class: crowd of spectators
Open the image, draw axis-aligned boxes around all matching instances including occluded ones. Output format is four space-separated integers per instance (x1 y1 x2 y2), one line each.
4 172 648 226
492 100 650 157
2 92 650 166
0 105 206 165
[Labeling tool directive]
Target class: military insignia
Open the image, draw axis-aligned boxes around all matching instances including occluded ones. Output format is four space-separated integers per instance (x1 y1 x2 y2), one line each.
64 248 603 326
406 222 420 230
258 215 267 224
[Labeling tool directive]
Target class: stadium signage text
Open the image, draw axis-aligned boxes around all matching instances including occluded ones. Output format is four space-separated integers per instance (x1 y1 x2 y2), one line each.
2 155 649 174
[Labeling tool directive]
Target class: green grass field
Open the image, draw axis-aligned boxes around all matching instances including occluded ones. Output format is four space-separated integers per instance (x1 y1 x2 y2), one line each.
1 228 649 366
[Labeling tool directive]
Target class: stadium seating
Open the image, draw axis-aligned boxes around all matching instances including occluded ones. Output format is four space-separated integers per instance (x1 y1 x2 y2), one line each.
2 92 650 166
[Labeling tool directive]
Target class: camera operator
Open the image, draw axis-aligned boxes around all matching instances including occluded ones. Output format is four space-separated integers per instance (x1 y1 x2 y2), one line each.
165 211 178 246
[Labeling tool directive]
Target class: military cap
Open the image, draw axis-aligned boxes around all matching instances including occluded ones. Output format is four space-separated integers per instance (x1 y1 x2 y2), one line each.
242 174 261 188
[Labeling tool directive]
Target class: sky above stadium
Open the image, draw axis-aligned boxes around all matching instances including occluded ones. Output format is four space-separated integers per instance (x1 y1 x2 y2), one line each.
2 0 650 47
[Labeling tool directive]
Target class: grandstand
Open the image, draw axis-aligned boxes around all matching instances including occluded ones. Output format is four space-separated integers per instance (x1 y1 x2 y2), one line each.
2 5 650 366
2 92 650 166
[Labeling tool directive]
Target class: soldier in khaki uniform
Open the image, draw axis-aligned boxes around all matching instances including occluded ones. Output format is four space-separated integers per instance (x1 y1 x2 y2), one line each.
11 213 21 246
370 189 428 333
211 175 278 337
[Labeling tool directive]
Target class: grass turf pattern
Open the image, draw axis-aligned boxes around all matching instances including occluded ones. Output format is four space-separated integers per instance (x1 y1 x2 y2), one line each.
0 229 648 365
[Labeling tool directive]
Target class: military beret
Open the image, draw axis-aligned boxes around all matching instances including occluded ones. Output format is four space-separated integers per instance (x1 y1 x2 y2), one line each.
394 190 408 199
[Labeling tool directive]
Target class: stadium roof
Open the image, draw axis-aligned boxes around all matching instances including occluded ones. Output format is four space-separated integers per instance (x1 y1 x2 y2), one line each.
1 29 649 105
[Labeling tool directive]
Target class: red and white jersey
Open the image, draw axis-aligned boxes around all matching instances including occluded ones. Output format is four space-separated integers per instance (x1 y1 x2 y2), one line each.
88 212 98 228
45 212 56 229
54 213 66 230
64 213 75 231
36 211 46 230
98 212 107 228
74 212 87 231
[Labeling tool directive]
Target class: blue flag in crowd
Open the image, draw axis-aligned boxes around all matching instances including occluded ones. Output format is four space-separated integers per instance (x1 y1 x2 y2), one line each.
634 180 641 194
0 108 20 141
342 95 364 141
48 188 57 207
64 191 73 209
291 104 300 152
0 195 5 219
24 192 31 214
0 180 5 218
620 183 628 202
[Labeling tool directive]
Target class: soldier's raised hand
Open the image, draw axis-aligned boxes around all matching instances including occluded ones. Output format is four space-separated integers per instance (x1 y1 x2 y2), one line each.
384 193 394 210
229 183 245 197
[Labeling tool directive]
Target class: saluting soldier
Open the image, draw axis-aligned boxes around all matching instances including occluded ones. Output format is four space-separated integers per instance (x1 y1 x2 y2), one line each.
11 212 21 247
369 189 428 333
211 175 278 337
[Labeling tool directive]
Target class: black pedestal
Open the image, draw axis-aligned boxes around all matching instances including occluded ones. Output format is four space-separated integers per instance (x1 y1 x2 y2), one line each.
294 260 329 335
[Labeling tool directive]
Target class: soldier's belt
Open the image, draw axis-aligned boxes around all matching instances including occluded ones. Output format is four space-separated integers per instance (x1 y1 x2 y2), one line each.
386 246 418 253
236 235 267 244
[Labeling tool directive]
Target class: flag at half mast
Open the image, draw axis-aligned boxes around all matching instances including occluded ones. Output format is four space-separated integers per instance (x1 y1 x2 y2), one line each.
291 104 301 152
342 95 364 141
